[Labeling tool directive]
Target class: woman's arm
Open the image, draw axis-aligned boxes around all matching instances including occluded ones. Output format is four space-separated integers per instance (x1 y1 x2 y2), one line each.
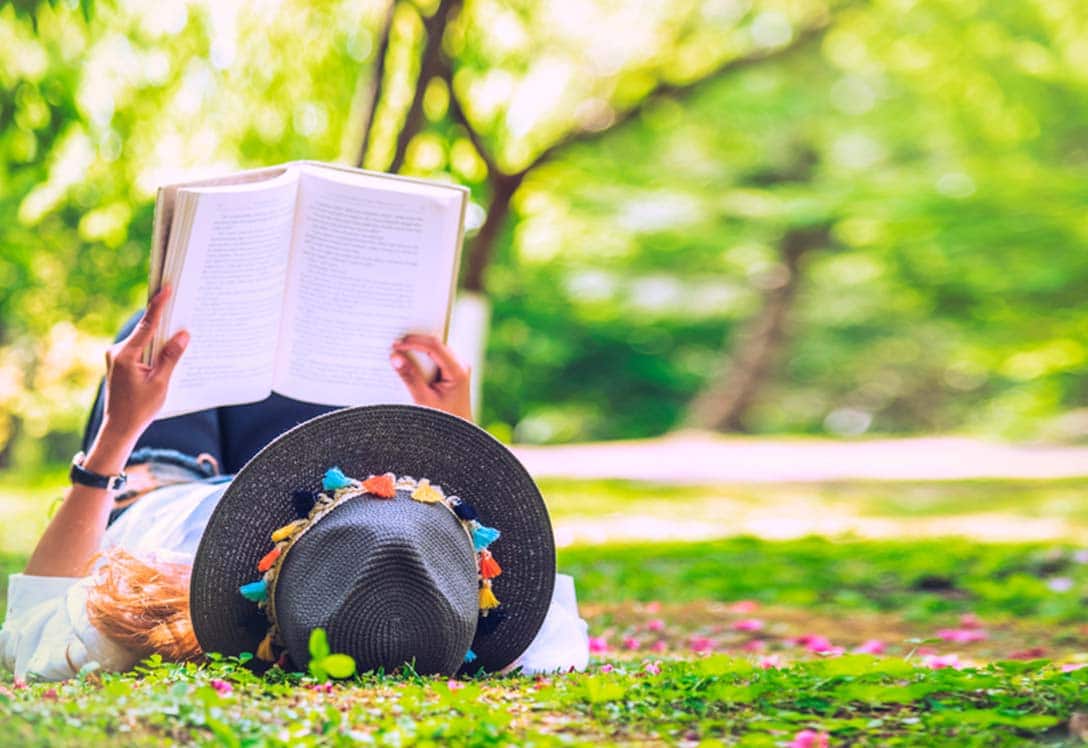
25 288 190 577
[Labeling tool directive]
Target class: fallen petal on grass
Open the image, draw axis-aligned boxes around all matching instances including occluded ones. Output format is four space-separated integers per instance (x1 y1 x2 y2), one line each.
790 728 830 748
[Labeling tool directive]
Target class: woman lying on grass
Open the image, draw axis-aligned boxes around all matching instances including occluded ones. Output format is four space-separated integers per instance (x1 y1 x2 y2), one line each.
2 287 587 682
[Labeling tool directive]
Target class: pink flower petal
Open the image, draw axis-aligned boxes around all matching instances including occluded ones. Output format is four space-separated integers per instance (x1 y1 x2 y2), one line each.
623 636 641 651
959 613 982 629
643 660 662 675
923 653 963 670
728 600 760 614
644 601 662 614
1061 663 1087 672
789 728 830 748
732 618 764 632
795 634 834 653
42 688 58 701
646 618 665 632
689 636 715 654
588 636 610 654
447 679 464 691
742 639 767 652
650 640 668 653
759 654 783 669
853 639 885 655
937 628 987 643
210 678 233 696
599 663 614 673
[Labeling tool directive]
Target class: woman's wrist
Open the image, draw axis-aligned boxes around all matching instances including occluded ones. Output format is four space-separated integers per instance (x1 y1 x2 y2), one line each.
81 420 141 476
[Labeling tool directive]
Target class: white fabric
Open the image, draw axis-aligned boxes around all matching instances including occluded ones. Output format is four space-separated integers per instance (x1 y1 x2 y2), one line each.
0 481 588 680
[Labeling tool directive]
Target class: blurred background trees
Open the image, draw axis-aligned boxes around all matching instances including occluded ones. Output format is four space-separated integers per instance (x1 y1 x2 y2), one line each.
1 0 1086 468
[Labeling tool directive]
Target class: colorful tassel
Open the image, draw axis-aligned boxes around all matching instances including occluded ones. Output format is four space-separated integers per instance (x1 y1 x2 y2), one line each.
479 580 500 610
256 632 276 661
292 489 317 518
452 501 478 521
463 648 477 663
362 472 397 498
323 467 355 491
411 478 444 504
472 523 500 551
478 549 502 579
257 546 282 573
477 609 507 635
240 579 268 602
271 519 306 543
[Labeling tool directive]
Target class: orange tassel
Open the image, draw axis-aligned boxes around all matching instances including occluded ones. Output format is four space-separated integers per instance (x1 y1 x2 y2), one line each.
362 473 397 498
479 550 502 579
479 580 500 610
257 546 281 573
256 632 276 662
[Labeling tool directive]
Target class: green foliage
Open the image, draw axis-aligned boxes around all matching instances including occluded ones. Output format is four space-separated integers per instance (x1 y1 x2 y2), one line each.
562 536 1088 622
2 0 1087 457
307 628 357 681
0 653 1084 745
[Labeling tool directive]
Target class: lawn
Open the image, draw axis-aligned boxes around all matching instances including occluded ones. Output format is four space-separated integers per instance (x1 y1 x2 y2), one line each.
1 473 1086 745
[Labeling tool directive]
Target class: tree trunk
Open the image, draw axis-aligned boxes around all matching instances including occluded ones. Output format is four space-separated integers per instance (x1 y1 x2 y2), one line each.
354 0 397 168
685 225 831 432
461 171 524 293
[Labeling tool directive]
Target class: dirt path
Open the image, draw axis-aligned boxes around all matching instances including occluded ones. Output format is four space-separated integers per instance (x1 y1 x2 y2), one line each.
514 432 1088 483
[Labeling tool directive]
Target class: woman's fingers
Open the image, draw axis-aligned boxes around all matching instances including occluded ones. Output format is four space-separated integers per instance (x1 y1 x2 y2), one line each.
152 329 190 383
392 334 465 379
390 351 433 404
121 285 172 359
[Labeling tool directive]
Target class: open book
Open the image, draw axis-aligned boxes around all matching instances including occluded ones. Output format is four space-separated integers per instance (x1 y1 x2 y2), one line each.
147 161 468 418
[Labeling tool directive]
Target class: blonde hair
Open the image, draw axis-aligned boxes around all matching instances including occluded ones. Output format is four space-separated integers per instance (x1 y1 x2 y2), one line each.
84 547 203 662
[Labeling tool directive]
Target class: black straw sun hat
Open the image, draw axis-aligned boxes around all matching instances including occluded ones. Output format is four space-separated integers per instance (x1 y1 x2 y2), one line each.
190 405 556 675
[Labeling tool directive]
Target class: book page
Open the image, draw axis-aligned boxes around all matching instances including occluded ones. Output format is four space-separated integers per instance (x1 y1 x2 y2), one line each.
158 171 300 417
272 166 463 406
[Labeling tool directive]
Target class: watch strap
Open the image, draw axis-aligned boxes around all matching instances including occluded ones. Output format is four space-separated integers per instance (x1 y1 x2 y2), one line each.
70 451 128 492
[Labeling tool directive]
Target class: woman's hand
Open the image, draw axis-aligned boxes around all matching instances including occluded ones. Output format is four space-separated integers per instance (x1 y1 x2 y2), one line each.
99 286 190 443
389 334 473 421
25 287 190 577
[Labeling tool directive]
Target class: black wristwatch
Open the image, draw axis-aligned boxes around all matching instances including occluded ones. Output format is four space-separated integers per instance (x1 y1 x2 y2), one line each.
70 451 128 492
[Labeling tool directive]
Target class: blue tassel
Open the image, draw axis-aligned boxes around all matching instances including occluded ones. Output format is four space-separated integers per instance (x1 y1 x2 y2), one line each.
292 489 317 518
472 524 500 551
463 648 477 663
323 467 354 491
453 502 478 521
239 579 268 602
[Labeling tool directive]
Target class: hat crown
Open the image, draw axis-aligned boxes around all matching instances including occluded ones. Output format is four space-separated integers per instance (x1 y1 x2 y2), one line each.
274 492 477 675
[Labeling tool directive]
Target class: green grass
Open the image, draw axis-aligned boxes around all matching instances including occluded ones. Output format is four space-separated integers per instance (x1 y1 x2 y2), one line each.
1 654 1085 746
2 473 1087 744
563 536 1088 622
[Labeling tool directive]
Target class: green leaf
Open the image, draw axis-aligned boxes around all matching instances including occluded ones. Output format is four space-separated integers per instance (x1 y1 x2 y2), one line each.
309 628 330 660
321 654 357 680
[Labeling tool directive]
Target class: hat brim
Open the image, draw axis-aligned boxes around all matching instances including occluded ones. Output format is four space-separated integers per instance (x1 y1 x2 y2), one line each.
190 405 556 674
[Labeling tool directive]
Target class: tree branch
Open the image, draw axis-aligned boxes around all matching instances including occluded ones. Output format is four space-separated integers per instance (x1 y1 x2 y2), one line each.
525 21 831 173
354 0 398 168
444 69 503 178
389 0 461 172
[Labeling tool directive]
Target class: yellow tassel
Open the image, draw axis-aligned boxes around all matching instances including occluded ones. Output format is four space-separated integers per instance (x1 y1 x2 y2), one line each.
411 478 444 504
479 580 500 610
256 632 276 661
271 519 306 543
